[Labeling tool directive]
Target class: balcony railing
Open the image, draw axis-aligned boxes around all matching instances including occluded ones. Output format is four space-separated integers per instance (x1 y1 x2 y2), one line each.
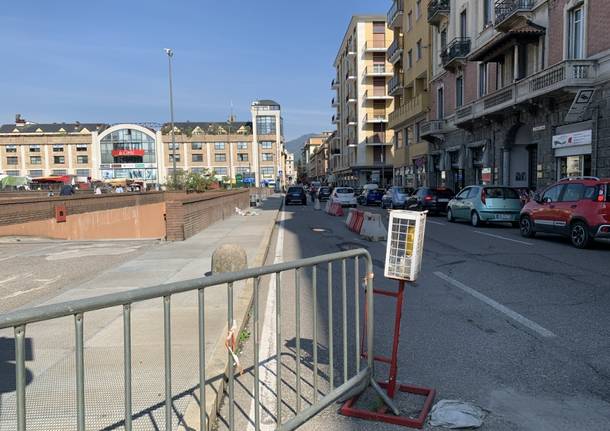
364 64 393 76
346 93 357 103
388 74 404 96
495 0 535 30
346 69 356 80
454 60 598 125
365 112 388 123
331 78 339 89
387 0 404 28
388 94 429 128
365 133 391 145
420 120 448 137
332 114 341 123
387 38 404 64
364 89 392 100
441 38 471 70
428 0 450 26
331 97 339 107
365 40 387 52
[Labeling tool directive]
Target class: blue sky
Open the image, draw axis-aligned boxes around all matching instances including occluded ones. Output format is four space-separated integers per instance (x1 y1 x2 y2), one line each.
0 0 385 140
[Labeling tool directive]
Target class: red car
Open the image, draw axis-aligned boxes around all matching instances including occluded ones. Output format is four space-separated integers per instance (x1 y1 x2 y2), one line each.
519 177 610 248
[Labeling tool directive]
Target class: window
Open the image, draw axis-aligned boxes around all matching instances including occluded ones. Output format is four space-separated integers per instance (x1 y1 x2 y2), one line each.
191 142 203 150
261 167 274 176
5 145 16 153
214 142 225 150
237 153 248 162
52 169 66 175
416 40 422 60
6 156 18 165
440 28 447 52
483 0 493 25
568 6 584 59
415 0 421 20
437 87 444 119
414 122 421 142
456 76 464 108
560 183 585 202
169 154 180 162
260 141 273 149
192 154 203 162
542 185 563 203
479 63 488 96
460 9 467 38
256 116 276 135
29 145 41 152
262 153 273 161
215 153 226 162
77 155 88 164
236 167 249 175
5 170 20 176
54 155 65 164
76 169 90 177
373 21 385 33
191 167 205 174
214 167 228 176
237 142 248 150
407 11 412 31
30 156 42 164
53 144 64 152
407 49 413 68
29 170 43 177
168 142 179 150
76 144 87 152
456 187 471 199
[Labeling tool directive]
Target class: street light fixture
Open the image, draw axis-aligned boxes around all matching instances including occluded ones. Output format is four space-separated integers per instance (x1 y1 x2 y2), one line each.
164 48 177 187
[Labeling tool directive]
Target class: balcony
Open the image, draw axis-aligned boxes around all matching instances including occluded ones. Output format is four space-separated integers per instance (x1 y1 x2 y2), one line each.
454 60 598 126
388 74 404 96
420 119 454 140
332 113 341 124
346 69 357 80
495 0 535 32
346 93 357 104
331 97 339 107
387 0 404 28
364 40 387 52
388 94 429 129
365 111 388 123
364 64 393 77
441 38 471 72
428 0 450 26
364 89 393 101
365 133 392 146
387 38 403 64
331 78 339 89
347 43 357 56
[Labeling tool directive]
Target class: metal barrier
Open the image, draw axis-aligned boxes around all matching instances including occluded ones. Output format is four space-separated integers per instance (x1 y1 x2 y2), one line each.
0 248 379 431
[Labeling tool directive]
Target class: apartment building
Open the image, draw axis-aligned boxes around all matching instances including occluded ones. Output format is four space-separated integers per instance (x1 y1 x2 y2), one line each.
285 152 296 184
331 16 396 187
0 100 286 187
302 133 330 180
423 0 610 192
387 0 433 187
310 134 331 181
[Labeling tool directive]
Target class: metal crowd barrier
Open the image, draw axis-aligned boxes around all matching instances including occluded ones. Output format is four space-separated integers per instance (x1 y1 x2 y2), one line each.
0 248 377 431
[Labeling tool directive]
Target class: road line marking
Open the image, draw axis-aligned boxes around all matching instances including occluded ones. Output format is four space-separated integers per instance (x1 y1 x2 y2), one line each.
427 220 446 226
434 271 556 338
247 209 285 430
0 275 19 285
2 285 48 300
473 230 533 246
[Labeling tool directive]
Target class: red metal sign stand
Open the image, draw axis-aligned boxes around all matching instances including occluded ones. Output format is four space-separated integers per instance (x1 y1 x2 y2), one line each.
340 280 436 428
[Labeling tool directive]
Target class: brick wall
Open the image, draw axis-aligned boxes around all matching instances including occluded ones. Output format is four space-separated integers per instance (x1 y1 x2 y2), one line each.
587 0 610 56
165 190 250 241
548 0 565 65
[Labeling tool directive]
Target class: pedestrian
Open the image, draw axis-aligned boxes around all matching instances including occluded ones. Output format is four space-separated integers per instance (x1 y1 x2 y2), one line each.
94 186 102 195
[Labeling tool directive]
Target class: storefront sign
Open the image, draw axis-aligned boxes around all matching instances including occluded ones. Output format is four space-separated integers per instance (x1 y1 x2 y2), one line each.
552 129 592 149
565 89 595 123
100 163 156 169
532 125 546 132
111 149 145 157
481 168 492 183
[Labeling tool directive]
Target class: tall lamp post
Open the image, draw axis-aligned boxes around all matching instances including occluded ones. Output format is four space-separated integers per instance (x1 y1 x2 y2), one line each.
164 48 177 187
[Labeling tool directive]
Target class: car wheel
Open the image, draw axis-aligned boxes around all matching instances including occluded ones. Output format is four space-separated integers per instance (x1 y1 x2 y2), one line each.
447 208 455 222
519 216 535 238
471 211 481 227
570 221 591 249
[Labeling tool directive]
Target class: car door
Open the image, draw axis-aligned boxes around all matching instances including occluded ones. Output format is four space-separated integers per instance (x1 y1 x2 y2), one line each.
531 184 564 233
554 183 586 234
452 187 472 219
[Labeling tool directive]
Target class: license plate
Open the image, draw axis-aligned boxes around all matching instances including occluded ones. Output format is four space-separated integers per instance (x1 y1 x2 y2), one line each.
496 214 512 220
437 198 449 202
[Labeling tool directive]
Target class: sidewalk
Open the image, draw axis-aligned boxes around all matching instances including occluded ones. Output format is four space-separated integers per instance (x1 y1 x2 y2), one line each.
0 194 282 431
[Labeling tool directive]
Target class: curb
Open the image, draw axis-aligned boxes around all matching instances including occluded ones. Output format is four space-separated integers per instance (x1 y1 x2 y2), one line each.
179 195 283 431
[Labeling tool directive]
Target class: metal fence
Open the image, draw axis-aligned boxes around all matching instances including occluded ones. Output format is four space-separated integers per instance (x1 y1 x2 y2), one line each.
0 248 379 431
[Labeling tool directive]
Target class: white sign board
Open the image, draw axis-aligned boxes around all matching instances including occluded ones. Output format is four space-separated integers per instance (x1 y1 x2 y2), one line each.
552 129 592 149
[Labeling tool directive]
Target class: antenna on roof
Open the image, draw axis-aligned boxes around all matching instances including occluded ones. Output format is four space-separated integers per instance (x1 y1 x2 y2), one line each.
228 100 236 123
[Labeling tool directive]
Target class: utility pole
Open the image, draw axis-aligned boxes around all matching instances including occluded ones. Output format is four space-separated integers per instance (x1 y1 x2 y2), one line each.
164 48 177 187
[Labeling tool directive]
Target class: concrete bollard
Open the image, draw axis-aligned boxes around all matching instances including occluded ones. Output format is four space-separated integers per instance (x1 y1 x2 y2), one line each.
314 198 321 210
211 244 248 274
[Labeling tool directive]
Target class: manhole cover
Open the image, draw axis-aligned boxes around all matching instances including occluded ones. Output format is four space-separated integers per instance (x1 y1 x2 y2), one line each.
311 228 327 232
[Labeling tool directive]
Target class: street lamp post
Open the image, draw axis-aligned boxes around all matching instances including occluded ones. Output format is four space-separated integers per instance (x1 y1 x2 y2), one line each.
164 48 177 187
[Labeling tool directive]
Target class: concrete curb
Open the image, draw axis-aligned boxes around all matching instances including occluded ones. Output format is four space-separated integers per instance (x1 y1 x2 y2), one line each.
178 197 282 431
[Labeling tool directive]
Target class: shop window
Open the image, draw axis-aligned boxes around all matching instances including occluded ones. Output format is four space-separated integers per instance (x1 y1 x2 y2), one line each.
558 154 591 179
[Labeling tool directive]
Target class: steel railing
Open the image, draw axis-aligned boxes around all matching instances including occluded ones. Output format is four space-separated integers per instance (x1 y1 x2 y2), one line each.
0 248 377 431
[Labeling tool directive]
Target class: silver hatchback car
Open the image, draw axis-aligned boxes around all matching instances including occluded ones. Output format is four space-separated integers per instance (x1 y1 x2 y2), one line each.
447 186 523 227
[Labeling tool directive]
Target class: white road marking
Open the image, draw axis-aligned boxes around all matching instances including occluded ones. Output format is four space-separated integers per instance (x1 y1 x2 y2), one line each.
0 275 60 300
473 230 533 246
247 209 285 430
427 220 446 226
434 271 556 338
0 275 19 285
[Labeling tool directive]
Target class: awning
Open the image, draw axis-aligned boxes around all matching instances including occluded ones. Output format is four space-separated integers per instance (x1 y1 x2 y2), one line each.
31 175 72 184
0 175 28 188
469 21 545 62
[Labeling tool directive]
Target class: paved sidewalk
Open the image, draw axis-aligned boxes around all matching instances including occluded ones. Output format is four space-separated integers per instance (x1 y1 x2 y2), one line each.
0 194 282 431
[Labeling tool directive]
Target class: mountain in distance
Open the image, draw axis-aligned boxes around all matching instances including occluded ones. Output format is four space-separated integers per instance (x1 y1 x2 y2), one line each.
284 133 317 159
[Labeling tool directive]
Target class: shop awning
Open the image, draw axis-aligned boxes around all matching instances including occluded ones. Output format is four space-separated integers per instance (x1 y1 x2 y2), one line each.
31 175 72 184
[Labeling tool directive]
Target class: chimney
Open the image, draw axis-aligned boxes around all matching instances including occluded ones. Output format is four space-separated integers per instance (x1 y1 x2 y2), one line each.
15 114 26 126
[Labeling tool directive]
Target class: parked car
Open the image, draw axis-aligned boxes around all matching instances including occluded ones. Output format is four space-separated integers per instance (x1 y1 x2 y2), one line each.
381 186 413 209
316 186 332 202
331 187 358 207
447 186 522 226
285 186 307 205
406 187 454 214
357 188 384 206
519 177 610 248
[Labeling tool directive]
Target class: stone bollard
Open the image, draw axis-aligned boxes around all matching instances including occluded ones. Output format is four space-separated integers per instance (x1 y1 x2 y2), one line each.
211 244 248 274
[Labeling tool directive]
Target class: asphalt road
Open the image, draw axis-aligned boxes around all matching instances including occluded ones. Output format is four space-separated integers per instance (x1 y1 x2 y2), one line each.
216 199 610 431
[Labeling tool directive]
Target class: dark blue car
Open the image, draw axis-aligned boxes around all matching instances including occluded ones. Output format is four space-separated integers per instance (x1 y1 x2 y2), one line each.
357 188 384 206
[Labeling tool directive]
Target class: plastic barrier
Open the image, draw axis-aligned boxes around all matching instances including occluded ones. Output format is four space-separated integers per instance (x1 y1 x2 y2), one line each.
352 210 365 233
360 212 387 241
345 209 355 227
314 198 321 210
324 200 331 213
329 202 344 217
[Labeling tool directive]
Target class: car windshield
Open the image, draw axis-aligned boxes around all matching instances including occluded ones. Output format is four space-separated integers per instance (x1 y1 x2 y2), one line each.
484 187 519 199
336 188 353 194
288 187 302 193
